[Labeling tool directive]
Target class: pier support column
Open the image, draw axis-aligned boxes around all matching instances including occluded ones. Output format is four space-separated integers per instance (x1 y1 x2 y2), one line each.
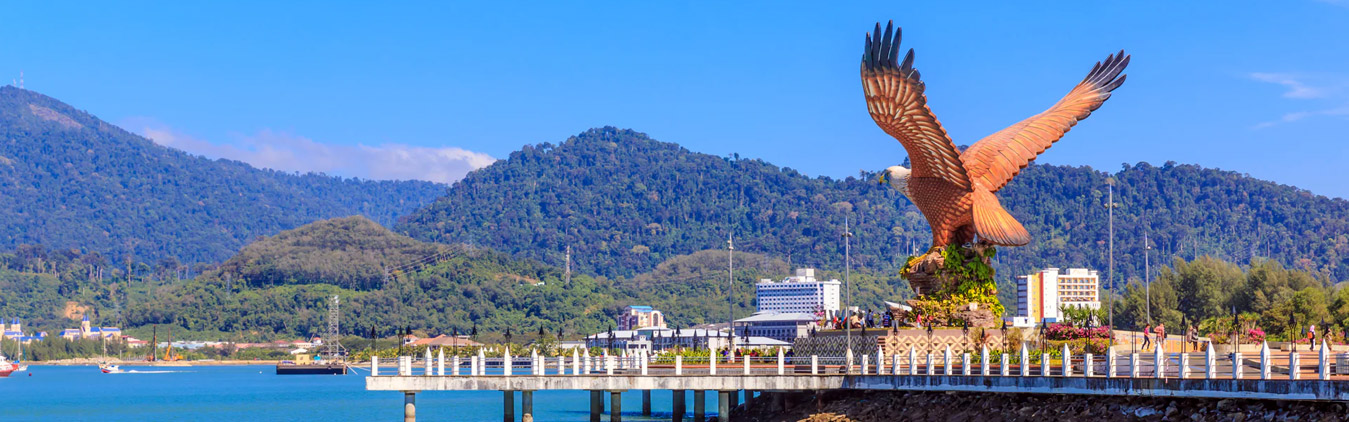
403 391 416 422
672 390 686 422
503 391 515 422
590 391 603 422
522 391 533 422
610 391 622 422
771 392 784 412
641 390 651 415
718 391 732 422
693 391 706 421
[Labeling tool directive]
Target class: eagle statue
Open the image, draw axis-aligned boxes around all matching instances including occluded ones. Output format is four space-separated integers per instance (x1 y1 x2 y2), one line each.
866 21 1129 252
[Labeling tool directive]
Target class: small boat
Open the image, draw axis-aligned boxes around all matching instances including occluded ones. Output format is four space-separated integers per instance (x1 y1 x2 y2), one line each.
0 355 15 377
99 363 122 374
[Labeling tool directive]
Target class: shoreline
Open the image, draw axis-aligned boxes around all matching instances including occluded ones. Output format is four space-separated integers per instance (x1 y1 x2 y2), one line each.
29 359 286 366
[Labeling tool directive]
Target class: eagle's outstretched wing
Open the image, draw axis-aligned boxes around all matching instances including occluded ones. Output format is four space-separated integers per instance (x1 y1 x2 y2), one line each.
961 51 1130 192
862 21 969 190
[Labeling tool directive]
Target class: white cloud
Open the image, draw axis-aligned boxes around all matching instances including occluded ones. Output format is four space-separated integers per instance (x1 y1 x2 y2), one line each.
126 120 495 184
1249 73 1349 128
1249 72 1329 99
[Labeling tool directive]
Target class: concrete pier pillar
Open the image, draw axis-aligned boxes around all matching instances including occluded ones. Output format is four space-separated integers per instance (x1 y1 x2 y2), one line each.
503 390 515 422
590 391 603 422
641 390 651 415
718 391 732 422
372 356 380 376
672 390 686 422
771 392 784 412
404 391 416 422
693 390 706 421
610 391 622 422
522 391 533 421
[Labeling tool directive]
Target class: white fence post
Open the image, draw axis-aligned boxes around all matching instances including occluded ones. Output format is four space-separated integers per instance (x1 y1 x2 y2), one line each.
1041 353 1050 377
1106 346 1115 378
452 356 461 376
437 348 445 376
1320 340 1331 381
893 354 901 375
777 348 785 375
744 354 751 375
1290 351 1300 380
642 352 649 376
982 345 992 374
1154 346 1164 378
876 348 885 375
372 356 380 376
1260 341 1271 380
1085 353 1094 377
811 355 818 375
605 354 614 376
1232 351 1243 379
583 349 591 374
1205 342 1215 379
425 348 432 375
505 351 513 377
709 348 717 375
1130 353 1139 378
926 352 935 376
908 346 918 376
1180 352 1190 379
676 355 683 375
962 353 971 376
861 354 869 375
944 345 953 376
846 349 854 375
1019 343 1030 377
1061 343 1072 377
1000 353 1010 377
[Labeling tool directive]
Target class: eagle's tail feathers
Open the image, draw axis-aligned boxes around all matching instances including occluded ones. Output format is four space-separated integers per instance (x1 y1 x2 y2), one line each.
971 189 1031 246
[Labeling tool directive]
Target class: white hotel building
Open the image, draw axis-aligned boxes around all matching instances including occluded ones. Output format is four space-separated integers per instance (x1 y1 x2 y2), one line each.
755 268 841 317
1010 267 1101 327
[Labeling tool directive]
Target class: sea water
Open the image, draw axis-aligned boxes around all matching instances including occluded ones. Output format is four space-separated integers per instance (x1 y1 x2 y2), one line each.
0 365 724 421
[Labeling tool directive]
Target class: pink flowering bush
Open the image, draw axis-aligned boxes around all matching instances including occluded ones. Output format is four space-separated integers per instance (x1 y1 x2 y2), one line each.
1043 323 1112 341
1247 328 1266 343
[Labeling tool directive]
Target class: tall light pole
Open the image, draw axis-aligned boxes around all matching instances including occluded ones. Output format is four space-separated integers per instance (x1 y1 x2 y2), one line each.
1106 178 1118 347
843 217 854 359
1144 227 1152 325
727 233 734 360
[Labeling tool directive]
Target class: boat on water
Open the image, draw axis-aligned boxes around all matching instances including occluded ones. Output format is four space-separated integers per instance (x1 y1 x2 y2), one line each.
99 363 122 374
0 355 16 377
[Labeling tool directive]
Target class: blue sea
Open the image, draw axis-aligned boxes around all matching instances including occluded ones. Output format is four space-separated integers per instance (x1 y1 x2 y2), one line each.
0 365 725 421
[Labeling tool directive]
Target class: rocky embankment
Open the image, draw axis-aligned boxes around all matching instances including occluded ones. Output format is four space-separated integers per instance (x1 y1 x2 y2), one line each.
732 390 1347 422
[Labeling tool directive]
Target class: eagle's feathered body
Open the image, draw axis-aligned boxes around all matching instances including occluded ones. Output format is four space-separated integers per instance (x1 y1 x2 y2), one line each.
865 21 1129 249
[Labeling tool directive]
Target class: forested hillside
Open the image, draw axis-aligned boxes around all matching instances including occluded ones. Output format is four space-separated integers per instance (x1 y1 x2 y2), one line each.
0 86 446 265
0 216 907 340
398 127 1349 285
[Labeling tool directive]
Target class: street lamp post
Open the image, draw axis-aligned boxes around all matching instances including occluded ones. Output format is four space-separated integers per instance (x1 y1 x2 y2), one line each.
843 218 854 361
1106 178 1119 349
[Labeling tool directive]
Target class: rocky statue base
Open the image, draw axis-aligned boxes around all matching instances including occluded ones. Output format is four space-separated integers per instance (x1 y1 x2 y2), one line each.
890 244 1003 328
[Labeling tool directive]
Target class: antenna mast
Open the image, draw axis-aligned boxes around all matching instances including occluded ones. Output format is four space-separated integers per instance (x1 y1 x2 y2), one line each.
565 245 571 285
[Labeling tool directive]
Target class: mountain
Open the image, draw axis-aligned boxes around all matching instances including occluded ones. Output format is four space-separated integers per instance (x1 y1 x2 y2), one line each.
398 127 1349 284
215 215 441 291
0 86 446 265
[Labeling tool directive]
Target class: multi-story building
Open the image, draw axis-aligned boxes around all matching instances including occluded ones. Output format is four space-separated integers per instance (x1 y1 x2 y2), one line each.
59 315 122 341
617 305 666 331
733 311 818 343
755 268 841 317
1011 267 1101 327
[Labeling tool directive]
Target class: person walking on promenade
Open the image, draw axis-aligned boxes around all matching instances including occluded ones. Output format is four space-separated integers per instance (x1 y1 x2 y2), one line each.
1142 324 1153 351
1156 324 1167 352
1307 325 1317 351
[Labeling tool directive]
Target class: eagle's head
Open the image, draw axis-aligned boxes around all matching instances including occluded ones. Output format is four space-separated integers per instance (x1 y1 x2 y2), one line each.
878 165 912 198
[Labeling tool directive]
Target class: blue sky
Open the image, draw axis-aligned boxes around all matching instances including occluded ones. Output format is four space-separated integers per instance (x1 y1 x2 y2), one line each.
2 1 1347 197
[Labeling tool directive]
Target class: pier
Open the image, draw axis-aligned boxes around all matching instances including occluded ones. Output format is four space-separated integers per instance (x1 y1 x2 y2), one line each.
367 342 1349 421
